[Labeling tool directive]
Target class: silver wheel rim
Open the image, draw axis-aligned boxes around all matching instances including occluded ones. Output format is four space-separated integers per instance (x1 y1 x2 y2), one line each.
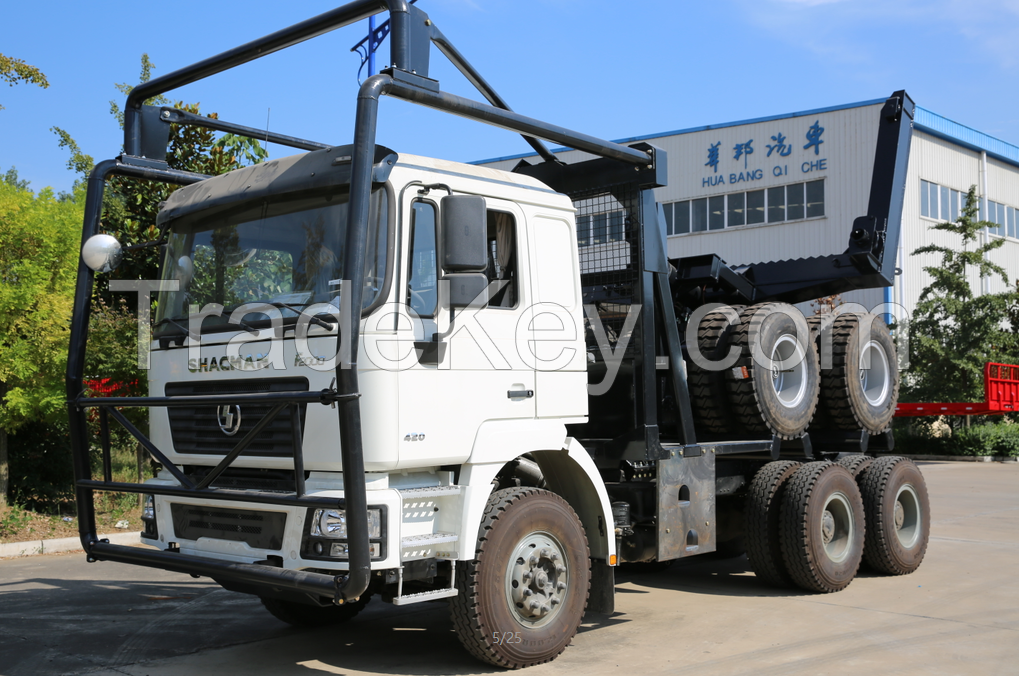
859 340 891 406
505 531 569 628
820 491 854 563
770 334 807 409
894 484 921 549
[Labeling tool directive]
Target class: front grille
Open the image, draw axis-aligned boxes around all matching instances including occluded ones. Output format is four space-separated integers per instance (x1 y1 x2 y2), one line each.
183 467 298 493
170 504 287 550
165 378 308 457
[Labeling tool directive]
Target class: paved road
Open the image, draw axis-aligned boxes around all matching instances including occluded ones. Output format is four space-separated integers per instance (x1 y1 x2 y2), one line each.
2 461 1017 675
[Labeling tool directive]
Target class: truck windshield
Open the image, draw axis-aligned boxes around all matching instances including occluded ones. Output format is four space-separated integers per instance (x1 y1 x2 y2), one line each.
155 187 388 334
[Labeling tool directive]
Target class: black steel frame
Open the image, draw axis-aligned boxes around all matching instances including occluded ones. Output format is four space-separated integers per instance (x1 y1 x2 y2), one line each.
68 0 657 605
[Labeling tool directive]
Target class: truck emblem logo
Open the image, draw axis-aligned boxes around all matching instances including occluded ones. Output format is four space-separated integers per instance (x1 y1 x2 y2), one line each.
217 405 242 436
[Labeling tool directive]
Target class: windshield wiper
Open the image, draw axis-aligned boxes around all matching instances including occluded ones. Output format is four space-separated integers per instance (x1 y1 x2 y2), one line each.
262 301 336 330
153 316 199 341
154 314 261 337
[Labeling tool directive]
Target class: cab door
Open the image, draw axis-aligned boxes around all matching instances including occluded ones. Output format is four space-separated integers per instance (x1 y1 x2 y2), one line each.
395 191 534 467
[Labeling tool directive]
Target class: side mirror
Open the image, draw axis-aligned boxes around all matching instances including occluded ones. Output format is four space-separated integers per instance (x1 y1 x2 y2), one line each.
440 195 487 271
439 195 488 309
81 234 123 273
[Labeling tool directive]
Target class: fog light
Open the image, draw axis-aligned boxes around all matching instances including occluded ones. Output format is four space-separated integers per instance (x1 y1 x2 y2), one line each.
329 542 380 558
310 508 382 539
314 542 324 556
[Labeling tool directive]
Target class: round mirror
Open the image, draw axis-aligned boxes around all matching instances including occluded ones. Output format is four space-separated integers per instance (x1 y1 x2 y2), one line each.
81 234 123 273
177 255 194 287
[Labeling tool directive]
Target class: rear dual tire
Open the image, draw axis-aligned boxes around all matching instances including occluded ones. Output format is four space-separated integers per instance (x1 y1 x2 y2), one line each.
859 457 930 575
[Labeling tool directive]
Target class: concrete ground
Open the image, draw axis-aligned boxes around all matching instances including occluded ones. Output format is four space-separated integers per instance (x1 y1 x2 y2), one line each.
1 461 1017 675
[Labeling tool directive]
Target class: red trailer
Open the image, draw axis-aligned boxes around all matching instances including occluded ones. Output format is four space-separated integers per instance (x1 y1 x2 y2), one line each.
895 363 1019 417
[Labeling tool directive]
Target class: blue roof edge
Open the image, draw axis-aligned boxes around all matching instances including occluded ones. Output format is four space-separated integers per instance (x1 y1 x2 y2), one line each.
914 107 1019 169
474 98 1019 172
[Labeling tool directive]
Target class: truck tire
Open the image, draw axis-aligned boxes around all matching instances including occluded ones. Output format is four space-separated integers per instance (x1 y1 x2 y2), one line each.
688 306 745 435
779 462 865 593
858 457 930 575
260 592 372 627
745 461 801 587
837 454 874 479
450 487 590 669
806 315 834 430
821 314 899 434
727 303 820 439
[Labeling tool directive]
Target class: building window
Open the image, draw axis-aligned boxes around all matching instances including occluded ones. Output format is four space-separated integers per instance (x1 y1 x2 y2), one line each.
692 198 708 232
767 186 785 223
665 180 824 235
578 210 627 246
921 179 968 223
805 180 825 218
787 183 805 220
922 179 1018 240
728 192 745 226
709 196 725 230
746 189 765 224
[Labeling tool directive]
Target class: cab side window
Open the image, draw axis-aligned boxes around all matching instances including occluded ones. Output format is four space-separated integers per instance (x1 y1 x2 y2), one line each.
487 210 517 308
408 201 438 316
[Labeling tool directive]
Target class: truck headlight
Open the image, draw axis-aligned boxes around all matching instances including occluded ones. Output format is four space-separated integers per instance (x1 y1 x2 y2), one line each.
310 508 382 539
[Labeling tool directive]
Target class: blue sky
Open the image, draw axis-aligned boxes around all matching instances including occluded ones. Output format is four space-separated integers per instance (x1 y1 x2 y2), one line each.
2 0 1018 194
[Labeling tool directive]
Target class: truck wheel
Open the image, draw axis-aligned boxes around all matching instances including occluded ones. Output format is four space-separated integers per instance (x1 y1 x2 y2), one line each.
821 314 899 434
745 461 801 587
727 303 820 439
780 462 865 593
837 454 874 479
688 305 745 435
260 592 372 627
859 457 930 575
450 487 590 669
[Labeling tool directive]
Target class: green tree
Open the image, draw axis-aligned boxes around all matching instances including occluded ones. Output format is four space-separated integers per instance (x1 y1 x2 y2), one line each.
0 53 49 110
903 186 1019 424
1 167 30 191
0 183 83 506
57 54 266 290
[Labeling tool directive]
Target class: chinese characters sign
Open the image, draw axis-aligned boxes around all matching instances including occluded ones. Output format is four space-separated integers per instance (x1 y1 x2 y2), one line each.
702 119 827 188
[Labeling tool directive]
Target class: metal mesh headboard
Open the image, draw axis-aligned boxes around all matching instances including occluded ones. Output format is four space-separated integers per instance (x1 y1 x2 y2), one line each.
571 182 643 354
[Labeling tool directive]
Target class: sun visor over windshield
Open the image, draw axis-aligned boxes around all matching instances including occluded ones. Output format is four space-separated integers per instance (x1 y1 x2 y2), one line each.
156 144 397 227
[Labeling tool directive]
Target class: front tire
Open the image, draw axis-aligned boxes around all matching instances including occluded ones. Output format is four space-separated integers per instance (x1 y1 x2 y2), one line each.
450 487 590 669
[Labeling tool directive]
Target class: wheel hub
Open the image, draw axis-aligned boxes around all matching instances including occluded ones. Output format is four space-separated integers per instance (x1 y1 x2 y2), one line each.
820 491 854 563
859 340 891 406
506 533 568 626
821 510 836 544
893 483 921 548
